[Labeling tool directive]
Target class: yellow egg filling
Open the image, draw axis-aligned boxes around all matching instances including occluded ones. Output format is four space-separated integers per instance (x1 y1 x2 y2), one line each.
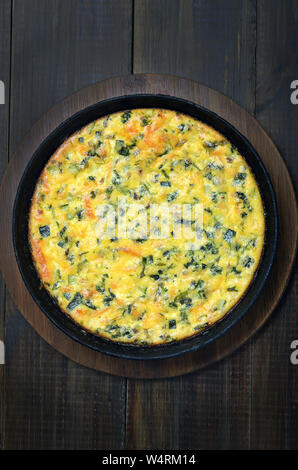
29 109 265 345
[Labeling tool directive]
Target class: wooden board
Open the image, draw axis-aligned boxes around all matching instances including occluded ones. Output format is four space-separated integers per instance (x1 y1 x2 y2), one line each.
0 73 296 380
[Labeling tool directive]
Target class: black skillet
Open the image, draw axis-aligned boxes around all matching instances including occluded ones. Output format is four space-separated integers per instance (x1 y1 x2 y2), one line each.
13 94 278 360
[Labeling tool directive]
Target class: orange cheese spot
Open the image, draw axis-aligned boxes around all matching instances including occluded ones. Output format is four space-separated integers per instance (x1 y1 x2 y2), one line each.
126 122 139 137
31 239 50 281
119 247 142 257
84 195 95 219
42 175 50 194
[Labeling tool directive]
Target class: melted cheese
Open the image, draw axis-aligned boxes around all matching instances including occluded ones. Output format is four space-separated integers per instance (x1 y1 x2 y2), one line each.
29 109 265 344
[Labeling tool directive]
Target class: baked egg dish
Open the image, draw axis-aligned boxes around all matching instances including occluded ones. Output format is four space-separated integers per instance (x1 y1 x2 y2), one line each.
29 108 265 345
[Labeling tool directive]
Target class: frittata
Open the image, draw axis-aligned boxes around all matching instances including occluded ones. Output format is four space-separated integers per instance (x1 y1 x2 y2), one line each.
29 108 265 345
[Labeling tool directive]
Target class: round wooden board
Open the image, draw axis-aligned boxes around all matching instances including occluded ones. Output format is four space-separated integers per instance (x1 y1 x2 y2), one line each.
0 74 296 379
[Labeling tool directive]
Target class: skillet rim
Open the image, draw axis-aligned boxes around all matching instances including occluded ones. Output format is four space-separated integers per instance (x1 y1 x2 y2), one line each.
12 93 278 360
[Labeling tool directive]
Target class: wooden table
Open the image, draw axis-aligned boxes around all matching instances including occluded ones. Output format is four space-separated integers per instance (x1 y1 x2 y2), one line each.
0 0 297 450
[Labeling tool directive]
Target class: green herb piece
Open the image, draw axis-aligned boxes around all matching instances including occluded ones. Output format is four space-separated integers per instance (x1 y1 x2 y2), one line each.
103 289 116 306
210 264 222 276
123 304 132 315
106 186 113 196
141 116 151 126
121 110 132 123
243 256 254 268
233 172 247 186
112 170 122 185
180 310 188 321
167 191 178 202
39 225 50 238
83 299 97 310
203 140 218 149
67 292 83 311
115 140 130 157
76 209 84 221
231 266 241 275
224 229 236 243
161 168 169 179
178 123 190 133
235 192 253 212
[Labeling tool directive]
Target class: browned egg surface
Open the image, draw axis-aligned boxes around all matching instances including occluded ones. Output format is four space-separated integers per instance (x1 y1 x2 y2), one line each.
29 109 265 344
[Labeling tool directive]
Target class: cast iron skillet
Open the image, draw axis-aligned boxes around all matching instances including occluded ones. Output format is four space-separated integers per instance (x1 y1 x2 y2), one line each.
13 94 278 360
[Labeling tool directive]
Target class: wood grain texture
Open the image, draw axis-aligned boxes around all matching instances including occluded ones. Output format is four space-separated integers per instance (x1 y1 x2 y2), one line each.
134 0 257 111
128 0 257 449
0 0 297 451
0 74 296 383
2 0 132 450
0 0 11 451
9 0 132 154
251 0 298 449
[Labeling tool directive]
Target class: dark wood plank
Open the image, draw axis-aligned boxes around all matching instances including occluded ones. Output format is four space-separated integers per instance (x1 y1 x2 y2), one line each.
5 299 127 449
4 0 132 449
252 0 298 449
134 0 256 110
10 0 133 155
129 0 257 449
0 0 11 450
1 0 296 450
0 0 11 176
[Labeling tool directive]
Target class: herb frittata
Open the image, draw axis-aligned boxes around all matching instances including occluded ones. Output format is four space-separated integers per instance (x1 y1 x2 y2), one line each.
29 109 265 344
